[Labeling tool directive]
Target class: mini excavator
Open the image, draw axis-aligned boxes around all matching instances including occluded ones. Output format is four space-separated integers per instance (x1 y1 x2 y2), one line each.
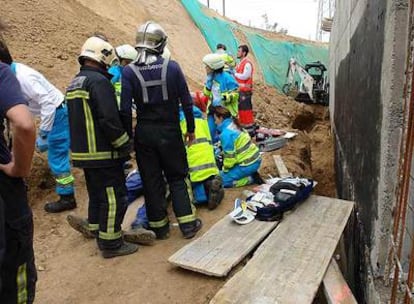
282 58 329 105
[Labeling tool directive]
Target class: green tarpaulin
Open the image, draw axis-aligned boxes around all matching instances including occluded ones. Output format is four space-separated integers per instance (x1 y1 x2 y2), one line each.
181 0 328 91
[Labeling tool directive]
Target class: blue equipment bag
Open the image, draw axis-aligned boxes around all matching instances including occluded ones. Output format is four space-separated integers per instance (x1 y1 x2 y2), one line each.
256 177 313 221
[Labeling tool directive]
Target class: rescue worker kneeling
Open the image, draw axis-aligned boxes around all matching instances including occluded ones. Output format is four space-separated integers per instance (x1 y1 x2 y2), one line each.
180 105 224 210
65 36 138 258
213 106 262 188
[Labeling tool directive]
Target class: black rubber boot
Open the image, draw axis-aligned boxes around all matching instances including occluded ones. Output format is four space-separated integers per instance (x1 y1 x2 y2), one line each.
66 215 97 239
44 194 77 213
101 242 138 259
151 225 170 240
180 219 203 239
123 226 156 245
207 175 224 210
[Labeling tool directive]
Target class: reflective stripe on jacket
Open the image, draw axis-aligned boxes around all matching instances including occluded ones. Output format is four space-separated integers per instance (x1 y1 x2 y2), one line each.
113 81 121 108
217 118 260 171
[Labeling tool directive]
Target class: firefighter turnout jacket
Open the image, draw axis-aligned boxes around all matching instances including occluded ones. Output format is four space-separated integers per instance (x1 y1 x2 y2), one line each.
66 66 130 168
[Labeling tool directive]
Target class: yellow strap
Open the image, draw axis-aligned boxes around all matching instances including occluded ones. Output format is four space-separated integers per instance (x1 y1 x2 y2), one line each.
88 223 99 231
112 132 129 148
177 213 196 224
66 90 90 100
16 263 28 304
233 176 252 187
56 174 75 185
71 151 120 161
149 217 169 228
106 187 116 234
83 100 97 153
99 230 122 240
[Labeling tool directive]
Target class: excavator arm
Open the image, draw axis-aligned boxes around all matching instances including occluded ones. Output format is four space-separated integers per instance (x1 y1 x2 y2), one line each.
283 58 314 101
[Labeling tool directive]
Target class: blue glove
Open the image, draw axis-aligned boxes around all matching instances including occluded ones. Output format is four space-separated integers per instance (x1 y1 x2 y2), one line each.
205 73 213 90
36 129 49 152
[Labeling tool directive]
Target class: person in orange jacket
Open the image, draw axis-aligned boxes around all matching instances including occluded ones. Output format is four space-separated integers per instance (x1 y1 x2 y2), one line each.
235 45 256 132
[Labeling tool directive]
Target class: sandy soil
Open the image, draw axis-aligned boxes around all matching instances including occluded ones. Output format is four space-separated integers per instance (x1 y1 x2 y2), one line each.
2 1 335 302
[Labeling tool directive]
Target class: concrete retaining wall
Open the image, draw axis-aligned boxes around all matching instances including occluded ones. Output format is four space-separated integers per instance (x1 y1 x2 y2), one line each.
329 0 409 301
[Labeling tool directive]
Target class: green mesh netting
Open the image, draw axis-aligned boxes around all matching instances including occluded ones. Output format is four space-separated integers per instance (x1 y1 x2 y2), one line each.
245 32 329 90
180 0 239 54
181 0 329 92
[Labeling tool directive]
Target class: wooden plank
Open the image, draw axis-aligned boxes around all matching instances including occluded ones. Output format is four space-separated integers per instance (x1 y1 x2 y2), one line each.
323 259 357 304
273 155 292 178
168 216 279 277
211 195 354 304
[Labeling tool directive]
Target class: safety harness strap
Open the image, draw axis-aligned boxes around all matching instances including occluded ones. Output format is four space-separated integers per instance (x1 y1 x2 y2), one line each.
129 57 169 103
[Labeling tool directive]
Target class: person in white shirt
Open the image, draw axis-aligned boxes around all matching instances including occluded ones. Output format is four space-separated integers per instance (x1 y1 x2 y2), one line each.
0 45 76 213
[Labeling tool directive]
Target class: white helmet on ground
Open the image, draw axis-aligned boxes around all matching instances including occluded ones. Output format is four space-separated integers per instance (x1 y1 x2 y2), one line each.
115 44 138 61
78 36 116 67
203 53 225 70
135 21 168 54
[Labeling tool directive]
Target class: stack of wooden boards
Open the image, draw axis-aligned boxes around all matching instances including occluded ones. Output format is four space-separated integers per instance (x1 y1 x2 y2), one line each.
169 155 357 304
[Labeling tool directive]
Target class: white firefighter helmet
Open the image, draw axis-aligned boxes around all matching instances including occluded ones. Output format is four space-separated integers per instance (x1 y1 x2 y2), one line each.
202 53 225 70
135 21 168 54
78 36 116 67
115 44 138 61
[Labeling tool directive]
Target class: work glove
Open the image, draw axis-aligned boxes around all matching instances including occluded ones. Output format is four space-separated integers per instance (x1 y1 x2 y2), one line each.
36 129 49 153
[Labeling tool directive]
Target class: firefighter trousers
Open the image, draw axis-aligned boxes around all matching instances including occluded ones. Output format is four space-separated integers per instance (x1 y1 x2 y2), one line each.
135 123 197 237
0 172 36 304
83 165 127 250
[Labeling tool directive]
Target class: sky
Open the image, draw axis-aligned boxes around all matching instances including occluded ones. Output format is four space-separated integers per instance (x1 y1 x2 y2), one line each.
198 0 326 41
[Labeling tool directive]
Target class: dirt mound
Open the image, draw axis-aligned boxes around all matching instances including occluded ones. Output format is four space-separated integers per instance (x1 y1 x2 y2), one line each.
1 0 210 91
253 84 334 197
1 1 335 302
